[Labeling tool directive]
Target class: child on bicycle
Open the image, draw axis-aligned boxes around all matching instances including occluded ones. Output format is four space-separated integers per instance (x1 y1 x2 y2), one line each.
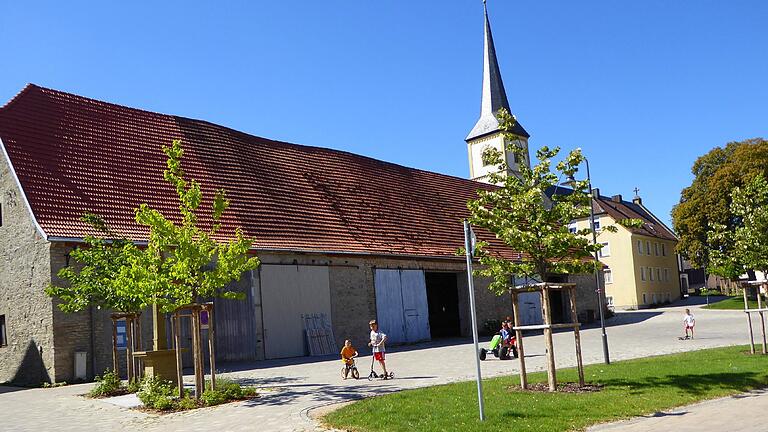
340 339 358 379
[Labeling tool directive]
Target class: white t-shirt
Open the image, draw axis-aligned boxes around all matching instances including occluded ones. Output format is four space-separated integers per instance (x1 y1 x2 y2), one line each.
370 330 386 353
684 314 695 327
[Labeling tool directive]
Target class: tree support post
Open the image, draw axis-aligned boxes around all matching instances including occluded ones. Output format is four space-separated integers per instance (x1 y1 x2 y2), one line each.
758 293 767 355
511 291 527 389
569 286 585 386
204 303 217 391
541 286 557 392
111 316 119 374
173 312 184 398
125 316 134 382
744 288 756 354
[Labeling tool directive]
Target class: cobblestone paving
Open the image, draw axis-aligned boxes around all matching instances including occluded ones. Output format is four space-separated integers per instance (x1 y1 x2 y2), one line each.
0 301 755 432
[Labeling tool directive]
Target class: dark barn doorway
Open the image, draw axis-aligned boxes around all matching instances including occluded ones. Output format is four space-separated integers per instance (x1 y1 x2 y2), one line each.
425 272 461 338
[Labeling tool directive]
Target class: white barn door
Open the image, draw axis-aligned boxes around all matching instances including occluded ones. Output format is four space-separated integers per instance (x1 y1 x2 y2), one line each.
261 265 331 359
375 269 430 344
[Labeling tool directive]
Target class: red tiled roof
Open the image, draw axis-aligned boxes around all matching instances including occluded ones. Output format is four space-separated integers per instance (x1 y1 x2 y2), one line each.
0 84 521 260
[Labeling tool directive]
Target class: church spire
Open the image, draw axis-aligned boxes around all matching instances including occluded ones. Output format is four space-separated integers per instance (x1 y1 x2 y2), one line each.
466 1 529 141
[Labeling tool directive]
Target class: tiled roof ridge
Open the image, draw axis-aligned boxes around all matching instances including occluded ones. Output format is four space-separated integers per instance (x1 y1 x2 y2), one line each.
0 83 38 110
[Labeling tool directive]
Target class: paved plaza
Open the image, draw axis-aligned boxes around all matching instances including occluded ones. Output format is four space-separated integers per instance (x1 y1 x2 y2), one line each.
0 299 761 432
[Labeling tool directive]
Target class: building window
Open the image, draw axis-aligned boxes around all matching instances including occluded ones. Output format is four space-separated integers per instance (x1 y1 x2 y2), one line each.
599 242 611 258
604 268 613 284
568 222 577 234
0 202 3 227
606 296 614 307
661 243 666 256
652 293 657 304
637 240 643 255
656 268 661 282
0 315 6 347
641 267 646 281
645 240 651 255
664 268 669 282
593 219 601 231
642 293 647 305
649 267 654 281
654 243 659 256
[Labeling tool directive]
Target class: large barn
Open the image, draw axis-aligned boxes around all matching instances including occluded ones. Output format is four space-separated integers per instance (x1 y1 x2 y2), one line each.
0 5 601 385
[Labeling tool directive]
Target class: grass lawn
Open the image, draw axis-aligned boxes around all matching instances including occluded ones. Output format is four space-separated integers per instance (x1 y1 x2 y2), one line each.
703 296 757 310
323 346 768 432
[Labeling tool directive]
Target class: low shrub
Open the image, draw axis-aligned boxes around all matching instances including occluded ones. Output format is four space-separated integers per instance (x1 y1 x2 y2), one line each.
177 396 199 410
89 370 123 397
201 388 228 406
137 376 176 410
126 378 142 393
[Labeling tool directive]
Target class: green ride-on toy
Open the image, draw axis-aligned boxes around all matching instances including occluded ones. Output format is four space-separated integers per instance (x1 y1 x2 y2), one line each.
479 333 518 361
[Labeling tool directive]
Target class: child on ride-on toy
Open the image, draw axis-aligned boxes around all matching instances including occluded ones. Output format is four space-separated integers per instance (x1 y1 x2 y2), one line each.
340 339 359 379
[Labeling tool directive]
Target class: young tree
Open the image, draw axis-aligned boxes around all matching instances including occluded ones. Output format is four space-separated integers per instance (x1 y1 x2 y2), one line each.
46 214 143 314
467 109 608 294
118 140 260 312
732 175 768 275
672 138 768 270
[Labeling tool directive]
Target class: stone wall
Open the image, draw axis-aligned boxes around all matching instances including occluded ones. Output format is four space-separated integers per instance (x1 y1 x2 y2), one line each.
0 152 55 385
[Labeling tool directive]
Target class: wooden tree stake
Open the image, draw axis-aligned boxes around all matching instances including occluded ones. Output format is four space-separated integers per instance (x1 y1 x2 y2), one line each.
541 287 557 392
511 291 527 389
569 286 585 386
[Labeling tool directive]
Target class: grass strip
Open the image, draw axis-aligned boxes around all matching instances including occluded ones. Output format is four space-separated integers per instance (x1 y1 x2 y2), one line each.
703 297 756 310
323 345 768 432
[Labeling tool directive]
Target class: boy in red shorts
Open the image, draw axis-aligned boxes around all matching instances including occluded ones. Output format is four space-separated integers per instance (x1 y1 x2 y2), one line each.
368 319 389 379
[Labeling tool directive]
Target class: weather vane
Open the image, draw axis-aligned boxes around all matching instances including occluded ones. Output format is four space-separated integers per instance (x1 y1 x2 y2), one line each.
633 187 640 197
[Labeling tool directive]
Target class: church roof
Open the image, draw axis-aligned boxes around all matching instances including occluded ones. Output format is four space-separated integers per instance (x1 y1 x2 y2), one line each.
0 84 522 260
466 4 529 141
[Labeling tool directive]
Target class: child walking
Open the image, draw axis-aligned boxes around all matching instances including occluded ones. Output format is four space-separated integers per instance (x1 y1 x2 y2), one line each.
683 309 696 339
368 319 390 379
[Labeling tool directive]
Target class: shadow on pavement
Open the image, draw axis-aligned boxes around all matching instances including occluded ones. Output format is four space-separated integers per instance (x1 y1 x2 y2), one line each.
602 311 663 328
0 385 34 395
240 380 402 407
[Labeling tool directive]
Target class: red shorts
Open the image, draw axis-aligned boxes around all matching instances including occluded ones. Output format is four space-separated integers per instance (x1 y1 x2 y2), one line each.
374 352 385 361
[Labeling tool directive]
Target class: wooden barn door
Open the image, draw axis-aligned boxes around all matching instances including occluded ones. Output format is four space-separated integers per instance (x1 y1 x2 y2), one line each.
374 269 430 344
261 265 331 359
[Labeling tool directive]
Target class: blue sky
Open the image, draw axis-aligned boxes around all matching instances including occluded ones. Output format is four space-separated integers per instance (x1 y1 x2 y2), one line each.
1 1 766 226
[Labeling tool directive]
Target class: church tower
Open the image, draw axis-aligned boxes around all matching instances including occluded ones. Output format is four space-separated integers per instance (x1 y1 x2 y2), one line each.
466 2 530 184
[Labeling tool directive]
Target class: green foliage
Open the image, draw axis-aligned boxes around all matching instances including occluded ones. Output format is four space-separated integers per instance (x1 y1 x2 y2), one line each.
466 109 602 292
125 140 261 312
176 396 199 410
708 174 768 278
126 377 142 393
672 138 768 271
137 376 176 410
89 370 123 397
46 214 143 313
201 388 228 406
730 175 768 274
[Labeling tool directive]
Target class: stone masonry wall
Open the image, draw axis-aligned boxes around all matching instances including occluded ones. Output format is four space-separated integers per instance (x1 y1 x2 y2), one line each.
0 152 55 385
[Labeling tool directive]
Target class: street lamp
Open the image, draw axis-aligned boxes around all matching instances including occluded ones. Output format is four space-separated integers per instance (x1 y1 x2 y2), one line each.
562 157 611 365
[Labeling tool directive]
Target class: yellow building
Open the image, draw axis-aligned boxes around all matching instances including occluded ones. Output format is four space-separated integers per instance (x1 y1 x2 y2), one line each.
568 191 681 310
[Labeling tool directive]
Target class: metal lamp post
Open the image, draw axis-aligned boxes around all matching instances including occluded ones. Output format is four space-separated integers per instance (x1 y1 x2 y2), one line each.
564 157 611 365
